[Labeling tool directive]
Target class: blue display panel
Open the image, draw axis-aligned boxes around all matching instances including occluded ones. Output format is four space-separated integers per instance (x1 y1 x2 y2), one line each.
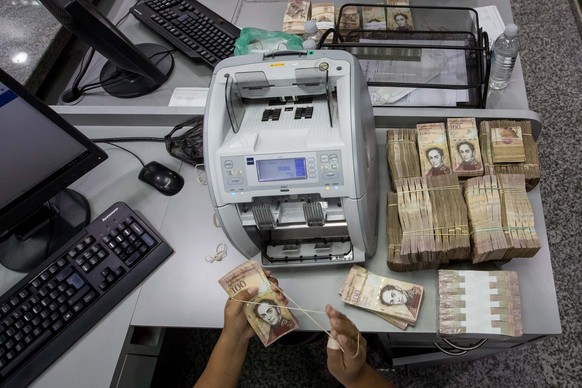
256 158 307 182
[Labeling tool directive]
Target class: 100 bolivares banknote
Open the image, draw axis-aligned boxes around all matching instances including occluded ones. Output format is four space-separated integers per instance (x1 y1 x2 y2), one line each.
219 260 299 346
340 265 423 325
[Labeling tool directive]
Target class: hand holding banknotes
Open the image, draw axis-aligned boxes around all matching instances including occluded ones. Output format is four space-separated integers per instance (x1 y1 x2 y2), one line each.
222 269 287 342
194 270 287 388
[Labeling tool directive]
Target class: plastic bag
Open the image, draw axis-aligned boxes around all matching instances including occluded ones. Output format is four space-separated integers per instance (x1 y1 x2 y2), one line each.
234 27 303 55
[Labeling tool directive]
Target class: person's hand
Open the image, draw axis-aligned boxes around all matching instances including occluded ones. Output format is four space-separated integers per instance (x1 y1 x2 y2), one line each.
325 304 367 387
222 269 287 342
223 286 258 342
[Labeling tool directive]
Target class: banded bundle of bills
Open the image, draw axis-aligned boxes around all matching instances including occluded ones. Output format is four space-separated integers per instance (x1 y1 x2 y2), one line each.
464 174 540 262
417 122 453 177
386 0 414 31
283 0 311 35
311 2 335 29
447 117 484 178
386 192 405 271
439 270 522 337
390 174 470 271
481 120 526 163
519 121 541 190
464 175 509 262
219 260 299 346
362 5 387 30
340 265 423 329
498 174 541 258
481 120 540 191
386 128 421 190
336 5 360 36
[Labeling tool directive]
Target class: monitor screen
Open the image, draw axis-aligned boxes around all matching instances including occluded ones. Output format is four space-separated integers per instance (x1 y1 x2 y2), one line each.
0 68 108 271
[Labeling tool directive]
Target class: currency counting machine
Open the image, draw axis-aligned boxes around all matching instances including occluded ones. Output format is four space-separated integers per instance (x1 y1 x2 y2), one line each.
204 51 379 267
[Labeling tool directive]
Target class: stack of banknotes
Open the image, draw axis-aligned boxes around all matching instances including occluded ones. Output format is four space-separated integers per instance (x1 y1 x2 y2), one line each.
339 265 423 330
464 174 541 262
480 120 540 191
416 122 453 178
387 174 470 271
446 118 484 178
219 260 299 346
438 270 523 337
386 128 421 189
282 0 311 35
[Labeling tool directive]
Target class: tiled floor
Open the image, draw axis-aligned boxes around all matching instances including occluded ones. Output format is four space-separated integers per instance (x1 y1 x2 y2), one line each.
152 0 582 386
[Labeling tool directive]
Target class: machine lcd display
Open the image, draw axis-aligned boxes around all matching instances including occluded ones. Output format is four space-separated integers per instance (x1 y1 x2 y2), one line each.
257 158 307 182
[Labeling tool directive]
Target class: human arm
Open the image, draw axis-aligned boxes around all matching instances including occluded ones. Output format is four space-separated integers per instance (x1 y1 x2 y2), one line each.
325 305 394 388
194 270 286 388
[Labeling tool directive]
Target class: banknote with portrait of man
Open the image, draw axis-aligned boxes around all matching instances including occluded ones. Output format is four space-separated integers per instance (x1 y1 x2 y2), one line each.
219 260 299 346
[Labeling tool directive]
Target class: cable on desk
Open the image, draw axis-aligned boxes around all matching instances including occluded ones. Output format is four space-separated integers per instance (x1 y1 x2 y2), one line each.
62 0 144 103
76 50 175 95
94 141 146 167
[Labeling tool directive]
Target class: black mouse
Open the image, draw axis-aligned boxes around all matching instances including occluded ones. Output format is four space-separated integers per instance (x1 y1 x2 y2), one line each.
138 161 184 196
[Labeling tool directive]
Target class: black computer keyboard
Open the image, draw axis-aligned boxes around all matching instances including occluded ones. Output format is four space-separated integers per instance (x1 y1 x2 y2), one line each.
0 202 173 387
130 0 240 67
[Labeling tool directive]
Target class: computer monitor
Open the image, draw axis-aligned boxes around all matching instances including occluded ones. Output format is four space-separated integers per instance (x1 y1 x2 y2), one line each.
39 0 174 100
0 68 108 272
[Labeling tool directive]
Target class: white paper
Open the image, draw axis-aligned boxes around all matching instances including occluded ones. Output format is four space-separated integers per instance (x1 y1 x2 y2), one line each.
169 87 209 107
474 5 506 47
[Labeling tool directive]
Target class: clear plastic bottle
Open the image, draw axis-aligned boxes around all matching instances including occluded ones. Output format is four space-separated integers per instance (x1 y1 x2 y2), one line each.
489 23 520 90
302 20 320 50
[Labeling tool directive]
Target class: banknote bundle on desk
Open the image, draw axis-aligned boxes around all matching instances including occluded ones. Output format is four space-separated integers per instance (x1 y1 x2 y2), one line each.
282 0 412 36
339 265 423 330
385 118 541 271
438 270 523 337
386 118 540 191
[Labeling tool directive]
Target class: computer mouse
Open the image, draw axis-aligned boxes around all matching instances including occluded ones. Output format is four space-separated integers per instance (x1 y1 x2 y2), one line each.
138 161 184 196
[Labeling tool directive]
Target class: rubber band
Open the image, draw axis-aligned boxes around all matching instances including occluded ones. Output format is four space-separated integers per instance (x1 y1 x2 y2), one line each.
194 164 207 185
229 279 355 355
470 226 536 234
397 185 461 194
387 139 416 144
205 243 227 263
352 334 360 358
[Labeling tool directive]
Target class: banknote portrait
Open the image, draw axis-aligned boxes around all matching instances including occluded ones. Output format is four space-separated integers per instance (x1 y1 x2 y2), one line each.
253 299 298 344
392 13 413 31
455 141 482 171
380 284 423 317
425 147 451 176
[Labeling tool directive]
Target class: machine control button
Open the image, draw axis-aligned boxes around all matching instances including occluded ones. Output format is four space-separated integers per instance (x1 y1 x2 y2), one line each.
224 160 233 169
320 155 329 163
330 154 338 162
309 174 317 179
228 177 244 185
330 163 338 170
323 172 338 179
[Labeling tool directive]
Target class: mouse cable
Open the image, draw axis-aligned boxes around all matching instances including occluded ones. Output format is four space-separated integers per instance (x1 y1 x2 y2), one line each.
94 140 146 167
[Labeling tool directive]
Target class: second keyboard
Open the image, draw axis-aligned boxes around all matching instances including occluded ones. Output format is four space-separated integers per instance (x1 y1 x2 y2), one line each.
130 0 241 67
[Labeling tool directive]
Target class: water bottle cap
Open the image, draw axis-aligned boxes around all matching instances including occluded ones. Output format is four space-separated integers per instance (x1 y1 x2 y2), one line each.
504 23 518 38
304 20 318 35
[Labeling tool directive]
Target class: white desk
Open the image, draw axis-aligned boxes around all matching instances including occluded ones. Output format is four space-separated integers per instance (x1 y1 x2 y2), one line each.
16 0 560 386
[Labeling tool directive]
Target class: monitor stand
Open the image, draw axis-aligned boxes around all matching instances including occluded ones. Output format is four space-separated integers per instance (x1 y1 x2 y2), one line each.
0 189 90 272
100 43 174 99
